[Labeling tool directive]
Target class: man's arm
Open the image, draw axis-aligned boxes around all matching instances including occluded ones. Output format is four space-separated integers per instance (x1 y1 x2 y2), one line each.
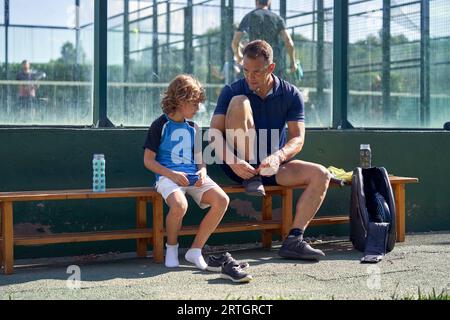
280 121 305 160
257 121 305 174
231 31 244 64
280 29 297 72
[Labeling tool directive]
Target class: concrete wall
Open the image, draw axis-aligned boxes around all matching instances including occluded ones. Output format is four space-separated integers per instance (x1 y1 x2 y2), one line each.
0 128 448 259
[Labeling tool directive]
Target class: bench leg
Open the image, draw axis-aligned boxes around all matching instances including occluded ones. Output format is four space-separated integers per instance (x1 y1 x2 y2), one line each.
394 184 406 242
1 201 14 275
136 197 148 258
152 195 164 263
0 203 3 266
262 195 273 249
281 189 293 240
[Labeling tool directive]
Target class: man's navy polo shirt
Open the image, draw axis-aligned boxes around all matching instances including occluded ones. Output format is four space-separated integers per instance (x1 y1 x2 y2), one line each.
213 75 304 164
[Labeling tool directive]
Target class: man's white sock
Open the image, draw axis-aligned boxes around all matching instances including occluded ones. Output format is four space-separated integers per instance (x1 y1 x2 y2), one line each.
185 248 208 270
165 243 179 268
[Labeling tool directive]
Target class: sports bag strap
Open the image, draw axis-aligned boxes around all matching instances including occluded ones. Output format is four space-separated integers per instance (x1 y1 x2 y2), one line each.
360 222 390 263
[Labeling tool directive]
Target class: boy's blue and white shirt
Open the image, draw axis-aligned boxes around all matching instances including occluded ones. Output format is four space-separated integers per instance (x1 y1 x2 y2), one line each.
143 114 200 180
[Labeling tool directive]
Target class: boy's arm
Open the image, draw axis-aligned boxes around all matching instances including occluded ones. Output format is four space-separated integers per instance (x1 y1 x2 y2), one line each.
194 124 207 186
143 149 189 186
193 123 206 171
195 162 207 187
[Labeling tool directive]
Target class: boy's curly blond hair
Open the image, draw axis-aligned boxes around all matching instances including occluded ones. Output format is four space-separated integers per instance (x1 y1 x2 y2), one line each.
161 74 206 115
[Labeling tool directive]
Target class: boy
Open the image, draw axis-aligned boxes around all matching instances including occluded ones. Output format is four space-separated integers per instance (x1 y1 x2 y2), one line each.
143 74 230 271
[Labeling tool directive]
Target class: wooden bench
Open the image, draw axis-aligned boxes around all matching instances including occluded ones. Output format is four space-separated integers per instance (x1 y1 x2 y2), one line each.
0 188 164 275
0 176 418 275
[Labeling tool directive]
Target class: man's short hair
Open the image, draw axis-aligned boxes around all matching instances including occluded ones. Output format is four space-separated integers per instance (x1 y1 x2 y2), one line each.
161 74 205 115
21 60 29 65
243 40 273 64
256 0 271 6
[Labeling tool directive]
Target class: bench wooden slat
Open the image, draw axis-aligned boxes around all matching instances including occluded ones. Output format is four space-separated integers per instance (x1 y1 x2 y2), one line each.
0 187 157 202
0 216 350 248
309 215 349 226
4 229 153 246
0 176 419 202
175 220 282 236
386 176 419 184
172 216 350 236
221 176 418 194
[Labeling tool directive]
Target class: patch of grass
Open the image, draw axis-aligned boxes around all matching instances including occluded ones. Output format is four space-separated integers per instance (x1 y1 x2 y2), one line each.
224 294 286 300
392 287 450 300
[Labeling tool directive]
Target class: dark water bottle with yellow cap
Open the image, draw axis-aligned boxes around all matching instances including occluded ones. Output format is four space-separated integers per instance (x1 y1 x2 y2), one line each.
360 144 372 168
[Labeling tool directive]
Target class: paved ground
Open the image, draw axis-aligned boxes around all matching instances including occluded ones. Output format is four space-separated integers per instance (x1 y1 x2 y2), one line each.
1 231 449 300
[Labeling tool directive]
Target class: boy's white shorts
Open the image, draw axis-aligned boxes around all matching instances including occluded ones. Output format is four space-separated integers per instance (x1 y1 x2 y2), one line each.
155 175 220 209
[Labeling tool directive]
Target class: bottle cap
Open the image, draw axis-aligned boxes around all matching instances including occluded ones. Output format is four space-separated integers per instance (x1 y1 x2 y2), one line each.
360 144 370 150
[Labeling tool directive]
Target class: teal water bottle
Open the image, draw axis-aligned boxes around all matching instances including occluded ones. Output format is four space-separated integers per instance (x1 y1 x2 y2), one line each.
92 154 106 192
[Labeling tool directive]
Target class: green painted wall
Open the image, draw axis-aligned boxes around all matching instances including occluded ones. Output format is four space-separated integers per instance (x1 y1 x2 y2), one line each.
0 128 448 259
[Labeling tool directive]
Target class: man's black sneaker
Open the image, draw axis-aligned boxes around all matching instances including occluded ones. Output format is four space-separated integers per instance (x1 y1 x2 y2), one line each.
243 175 266 197
278 236 325 260
220 260 253 283
206 252 249 272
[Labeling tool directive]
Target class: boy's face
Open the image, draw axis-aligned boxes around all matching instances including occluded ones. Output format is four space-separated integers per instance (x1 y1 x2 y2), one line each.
180 101 200 119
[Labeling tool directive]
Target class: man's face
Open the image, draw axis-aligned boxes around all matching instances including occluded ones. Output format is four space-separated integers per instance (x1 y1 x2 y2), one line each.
22 62 30 73
243 56 275 92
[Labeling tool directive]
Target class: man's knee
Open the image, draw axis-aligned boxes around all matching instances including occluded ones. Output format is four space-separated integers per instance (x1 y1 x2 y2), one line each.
226 95 251 118
314 165 331 191
229 95 250 108
226 95 254 129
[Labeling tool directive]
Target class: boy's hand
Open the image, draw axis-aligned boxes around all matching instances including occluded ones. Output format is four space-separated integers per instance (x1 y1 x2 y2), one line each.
194 168 207 187
169 171 189 187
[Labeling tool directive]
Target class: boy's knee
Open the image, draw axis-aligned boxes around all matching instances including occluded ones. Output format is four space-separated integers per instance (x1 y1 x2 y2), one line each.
169 198 188 216
220 194 230 208
210 193 230 210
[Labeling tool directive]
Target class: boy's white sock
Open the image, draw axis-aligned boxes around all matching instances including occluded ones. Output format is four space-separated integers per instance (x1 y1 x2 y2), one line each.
185 248 208 270
165 243 179 268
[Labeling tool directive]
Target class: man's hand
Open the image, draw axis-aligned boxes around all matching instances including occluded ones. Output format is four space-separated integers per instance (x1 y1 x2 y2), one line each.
229 159 257 180
290 62 298 74
234 54 243 66
257 150 287 177
291 62 304 82
168 171 189 187
194 167 207 187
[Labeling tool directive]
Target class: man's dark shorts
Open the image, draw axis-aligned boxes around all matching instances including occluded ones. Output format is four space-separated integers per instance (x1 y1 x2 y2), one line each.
221 163 279 186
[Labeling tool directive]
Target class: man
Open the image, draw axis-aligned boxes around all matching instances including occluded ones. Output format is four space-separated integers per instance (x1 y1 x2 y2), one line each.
16 60 37 108
16 60 46 116
232 0 298 78
209 40 330 260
